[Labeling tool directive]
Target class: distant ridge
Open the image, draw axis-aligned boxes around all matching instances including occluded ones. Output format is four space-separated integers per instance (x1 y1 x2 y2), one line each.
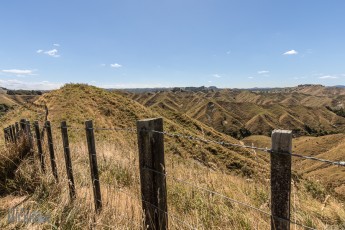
331 85 345 88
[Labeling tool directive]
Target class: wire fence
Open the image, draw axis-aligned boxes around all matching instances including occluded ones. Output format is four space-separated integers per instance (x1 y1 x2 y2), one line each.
3 112 345 229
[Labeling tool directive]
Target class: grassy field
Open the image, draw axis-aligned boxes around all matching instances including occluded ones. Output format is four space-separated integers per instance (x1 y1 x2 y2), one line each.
0 84 345 229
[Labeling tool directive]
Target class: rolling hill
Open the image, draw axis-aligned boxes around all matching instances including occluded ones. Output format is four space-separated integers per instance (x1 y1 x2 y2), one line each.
129 85 345 138
0 84 344 229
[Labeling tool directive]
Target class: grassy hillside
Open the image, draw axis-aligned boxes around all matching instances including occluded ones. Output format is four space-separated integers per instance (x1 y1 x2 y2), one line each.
130 87 345 138
0 84 344 229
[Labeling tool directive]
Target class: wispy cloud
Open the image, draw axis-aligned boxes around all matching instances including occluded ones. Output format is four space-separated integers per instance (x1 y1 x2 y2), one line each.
1 69 37 77
283 50 298 55
110 63 122 68
53 43 60 47
37 46 60 57
213 74 222 78
1 69 35 75
257 70 269 74
319 75 339 79
0 79 62 90
248 77 254 79
44 49 60 57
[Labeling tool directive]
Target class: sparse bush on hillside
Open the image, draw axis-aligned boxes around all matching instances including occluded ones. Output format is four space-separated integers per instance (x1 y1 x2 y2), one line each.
6 90 42 95
304 180 326 201
326 106 345 118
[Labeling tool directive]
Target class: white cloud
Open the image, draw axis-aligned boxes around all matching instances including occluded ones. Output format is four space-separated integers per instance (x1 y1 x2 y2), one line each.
110 63 122 68
0 79 62 90
53 43 60 47
283 50 298 55
44 49 60 57
208 80 213 83
213 74 222 78
1 69 34 75
257 70 269 74
248 77 254 79
37 48 60 57
319 75 339 79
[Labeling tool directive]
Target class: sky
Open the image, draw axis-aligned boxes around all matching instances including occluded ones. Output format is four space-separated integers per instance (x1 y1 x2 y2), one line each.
1 0 345 90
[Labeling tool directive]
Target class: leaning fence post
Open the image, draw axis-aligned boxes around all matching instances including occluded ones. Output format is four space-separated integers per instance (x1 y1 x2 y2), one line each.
61 121 76 200
137 118 168 230
34 121 46 173
46 121 58 182
85 120 102 213
271 130 292 230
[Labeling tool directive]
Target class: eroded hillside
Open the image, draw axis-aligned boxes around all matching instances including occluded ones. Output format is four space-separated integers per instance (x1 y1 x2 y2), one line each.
129 85 345 138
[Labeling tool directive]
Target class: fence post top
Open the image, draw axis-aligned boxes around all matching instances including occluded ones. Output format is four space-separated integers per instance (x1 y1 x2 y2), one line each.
272 130 292 135
137 117 163 122
85 120 94 128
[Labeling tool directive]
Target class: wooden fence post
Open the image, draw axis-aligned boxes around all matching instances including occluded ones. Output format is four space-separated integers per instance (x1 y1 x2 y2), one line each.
85 120 102 213
137 118 168 230
20 119 27 133
46 121 58 182
11 125 17 144
34 121 46 173
15 122 19 137
61 121 76 200
26 121 33 150
9 125 15 143
4 128 8 144
271 130 292 230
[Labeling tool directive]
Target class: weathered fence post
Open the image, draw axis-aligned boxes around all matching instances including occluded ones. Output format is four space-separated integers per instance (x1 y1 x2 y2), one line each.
15 122 19 137
3 128 7 144
26 121 33 150
46 121 58 182
85 120 102 213
20 119 26 133
271 130 292 230
137 118 168 230
9 125 15 143
61 121 76 200
11 125 17 144
34 121 46 173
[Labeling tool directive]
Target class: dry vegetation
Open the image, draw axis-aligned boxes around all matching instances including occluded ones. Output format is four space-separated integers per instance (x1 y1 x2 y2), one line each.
0 84 345 229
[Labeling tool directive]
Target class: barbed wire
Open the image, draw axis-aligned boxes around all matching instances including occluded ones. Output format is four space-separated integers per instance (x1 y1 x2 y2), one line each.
142 166 316 230
146 130 345 167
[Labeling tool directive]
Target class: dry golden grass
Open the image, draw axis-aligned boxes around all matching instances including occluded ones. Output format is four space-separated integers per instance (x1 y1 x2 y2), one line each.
1 127 344 229
1 84 345 229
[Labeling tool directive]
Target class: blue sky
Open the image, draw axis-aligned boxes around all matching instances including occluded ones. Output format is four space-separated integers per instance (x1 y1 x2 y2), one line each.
1 0 345 89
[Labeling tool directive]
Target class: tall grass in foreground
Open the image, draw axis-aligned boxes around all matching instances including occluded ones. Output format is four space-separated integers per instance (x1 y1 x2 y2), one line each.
0 129 344 229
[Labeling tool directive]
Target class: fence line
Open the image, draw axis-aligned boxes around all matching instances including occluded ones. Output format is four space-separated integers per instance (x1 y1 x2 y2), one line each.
3 117 344 230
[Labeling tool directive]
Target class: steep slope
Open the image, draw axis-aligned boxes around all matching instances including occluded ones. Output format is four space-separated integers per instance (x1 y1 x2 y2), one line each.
130 88 345 138
32 84 265 177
